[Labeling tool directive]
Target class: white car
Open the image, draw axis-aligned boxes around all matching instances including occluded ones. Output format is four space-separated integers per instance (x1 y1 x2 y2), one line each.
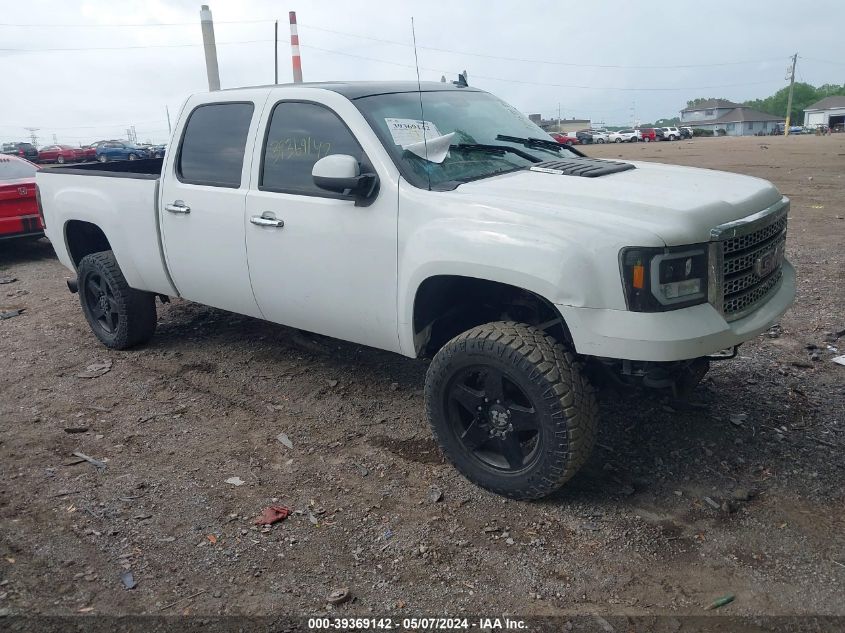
662 126 681 141
609 129 641 143
589 130 609 144
38 81 794 500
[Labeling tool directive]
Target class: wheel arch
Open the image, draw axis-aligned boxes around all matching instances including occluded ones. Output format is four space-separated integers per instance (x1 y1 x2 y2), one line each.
410 275 574 358
65 219 112 268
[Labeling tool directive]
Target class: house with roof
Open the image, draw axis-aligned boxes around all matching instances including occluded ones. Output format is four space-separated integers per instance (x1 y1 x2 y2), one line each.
680 99 784 136
803 96 845 130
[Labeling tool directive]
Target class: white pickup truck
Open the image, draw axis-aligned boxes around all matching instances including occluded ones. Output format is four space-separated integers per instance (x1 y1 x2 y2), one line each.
37 81 794 500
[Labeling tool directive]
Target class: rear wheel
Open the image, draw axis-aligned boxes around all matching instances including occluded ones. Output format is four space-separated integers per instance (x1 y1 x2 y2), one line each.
57 155 65 164
97 154 108 163
615 138 622 143
644 137 650 142
78 250 156 349
425 321 598 500
128 153 138 161
596 138 604 144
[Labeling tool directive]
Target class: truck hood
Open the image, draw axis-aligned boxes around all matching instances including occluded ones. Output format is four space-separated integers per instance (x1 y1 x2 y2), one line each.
452 159 783 246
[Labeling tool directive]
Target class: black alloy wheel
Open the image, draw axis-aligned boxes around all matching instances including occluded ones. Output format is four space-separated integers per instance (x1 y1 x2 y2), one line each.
445 364 542 472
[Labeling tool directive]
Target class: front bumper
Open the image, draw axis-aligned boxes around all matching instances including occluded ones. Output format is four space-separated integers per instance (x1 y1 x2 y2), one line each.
558 260 795 362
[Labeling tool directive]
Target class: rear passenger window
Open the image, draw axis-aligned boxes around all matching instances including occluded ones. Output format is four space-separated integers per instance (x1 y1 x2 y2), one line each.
178 102 254 188
260 102 365 196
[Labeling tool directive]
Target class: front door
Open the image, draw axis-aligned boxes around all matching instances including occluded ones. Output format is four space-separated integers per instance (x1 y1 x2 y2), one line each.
159 98 264 317
244 99 398 352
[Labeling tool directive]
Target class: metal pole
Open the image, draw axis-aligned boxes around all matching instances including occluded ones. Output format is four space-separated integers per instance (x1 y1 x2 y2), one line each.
784 53 797 135
289 11 303 83
200 4 221 91
274 20 279 84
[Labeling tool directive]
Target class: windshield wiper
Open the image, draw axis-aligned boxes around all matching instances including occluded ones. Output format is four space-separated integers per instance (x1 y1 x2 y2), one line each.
494 134 563 151
495 134 586 157
451 143 541 163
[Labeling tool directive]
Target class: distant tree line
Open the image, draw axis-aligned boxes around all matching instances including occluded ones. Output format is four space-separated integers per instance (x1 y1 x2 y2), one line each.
684 83 845 124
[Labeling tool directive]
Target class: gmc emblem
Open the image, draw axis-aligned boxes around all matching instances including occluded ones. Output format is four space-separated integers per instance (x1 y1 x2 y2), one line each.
18 186 28 196
754 242 785 278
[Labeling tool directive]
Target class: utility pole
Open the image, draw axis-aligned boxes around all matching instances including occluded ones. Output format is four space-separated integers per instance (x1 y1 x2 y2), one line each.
200 5 221 91
166 106 172 135
557 103 561 132
52 133 58 144
784 53 797 136
274 20 279 84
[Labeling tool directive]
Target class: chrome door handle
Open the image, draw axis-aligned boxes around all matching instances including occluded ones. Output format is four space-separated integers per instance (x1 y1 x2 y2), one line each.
165 201 191 214
250 215 285 228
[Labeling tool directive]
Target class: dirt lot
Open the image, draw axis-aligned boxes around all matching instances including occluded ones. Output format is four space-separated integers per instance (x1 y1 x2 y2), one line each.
1 135 843 622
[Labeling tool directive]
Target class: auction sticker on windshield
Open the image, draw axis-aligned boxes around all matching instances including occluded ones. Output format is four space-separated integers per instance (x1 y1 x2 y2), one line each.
385 118 443 146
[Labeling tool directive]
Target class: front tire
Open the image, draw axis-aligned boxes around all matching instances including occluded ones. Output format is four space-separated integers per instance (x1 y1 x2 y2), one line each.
57 155 65 164
128 153 138 161
78 250 156 349
614 138 622 143
425 321 598 500
97 154 108 163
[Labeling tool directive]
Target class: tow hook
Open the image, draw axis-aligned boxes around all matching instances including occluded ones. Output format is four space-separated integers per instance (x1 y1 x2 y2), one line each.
66 277 79 294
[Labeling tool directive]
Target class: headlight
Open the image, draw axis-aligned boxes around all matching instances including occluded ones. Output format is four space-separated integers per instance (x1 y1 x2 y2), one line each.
619 245 709 312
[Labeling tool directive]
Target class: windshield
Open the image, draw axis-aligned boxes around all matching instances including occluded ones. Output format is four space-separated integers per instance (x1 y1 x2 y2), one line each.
354 90 577 190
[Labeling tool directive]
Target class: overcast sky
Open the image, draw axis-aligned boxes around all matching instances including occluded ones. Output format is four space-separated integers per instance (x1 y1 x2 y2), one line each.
1 0 843 145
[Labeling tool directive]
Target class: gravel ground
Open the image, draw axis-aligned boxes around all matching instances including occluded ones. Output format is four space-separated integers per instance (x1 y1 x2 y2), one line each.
0 134 843 620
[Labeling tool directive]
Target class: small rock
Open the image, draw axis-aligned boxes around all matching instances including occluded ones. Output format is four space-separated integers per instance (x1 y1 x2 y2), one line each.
703 496 721 510
389 382 399 391
729 413 747 426
327 379 338 388
276 433 293 449
429 487 443 503
77 360 112 379
505 537 515 545
120 570 137 590
326 587 351 606
225 476 245 486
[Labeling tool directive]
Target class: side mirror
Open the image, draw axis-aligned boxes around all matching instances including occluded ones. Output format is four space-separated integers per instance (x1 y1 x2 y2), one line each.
312 154 378 202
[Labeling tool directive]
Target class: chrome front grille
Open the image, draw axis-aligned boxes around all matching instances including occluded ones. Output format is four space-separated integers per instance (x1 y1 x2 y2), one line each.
709 199 789 322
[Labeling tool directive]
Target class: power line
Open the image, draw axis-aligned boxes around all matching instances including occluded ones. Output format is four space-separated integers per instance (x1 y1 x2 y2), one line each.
799 55 845 67
0 16 792 71
0 19 273 27
0 33 789 92
297 23 787 70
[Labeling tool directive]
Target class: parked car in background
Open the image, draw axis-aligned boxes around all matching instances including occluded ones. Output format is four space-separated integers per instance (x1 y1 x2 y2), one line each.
2 142 39 162
788 125 804 135
637 128 657 142
550 132 579 146
95 142 150 162
609 129 641 143
38 145 83 165
0 155 43 240
679 127 694 139
654 128 666 141
661 127 681 141
148 144 167 158
589 130 609 144
575 130 594 144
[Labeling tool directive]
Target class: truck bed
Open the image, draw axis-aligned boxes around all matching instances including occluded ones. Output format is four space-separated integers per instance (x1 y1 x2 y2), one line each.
37 159 177 297
46 157 163 178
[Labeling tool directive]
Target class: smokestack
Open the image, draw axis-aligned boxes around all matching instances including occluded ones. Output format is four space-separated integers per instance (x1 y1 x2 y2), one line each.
289 11 303 83
200 5 221 91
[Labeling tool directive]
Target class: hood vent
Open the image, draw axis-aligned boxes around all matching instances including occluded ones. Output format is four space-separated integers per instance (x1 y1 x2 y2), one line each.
530 158 635 178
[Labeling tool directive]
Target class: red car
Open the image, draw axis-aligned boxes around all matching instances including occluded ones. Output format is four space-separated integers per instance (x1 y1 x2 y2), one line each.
637 128 657 142
550 132 580 146
0 155 44 240
38 144 83 164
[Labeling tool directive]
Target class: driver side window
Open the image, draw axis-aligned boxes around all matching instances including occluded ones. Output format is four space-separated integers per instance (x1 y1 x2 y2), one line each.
260 101 365 197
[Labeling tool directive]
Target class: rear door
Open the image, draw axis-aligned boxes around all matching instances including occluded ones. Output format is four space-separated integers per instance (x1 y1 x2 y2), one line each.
159 93 268 317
